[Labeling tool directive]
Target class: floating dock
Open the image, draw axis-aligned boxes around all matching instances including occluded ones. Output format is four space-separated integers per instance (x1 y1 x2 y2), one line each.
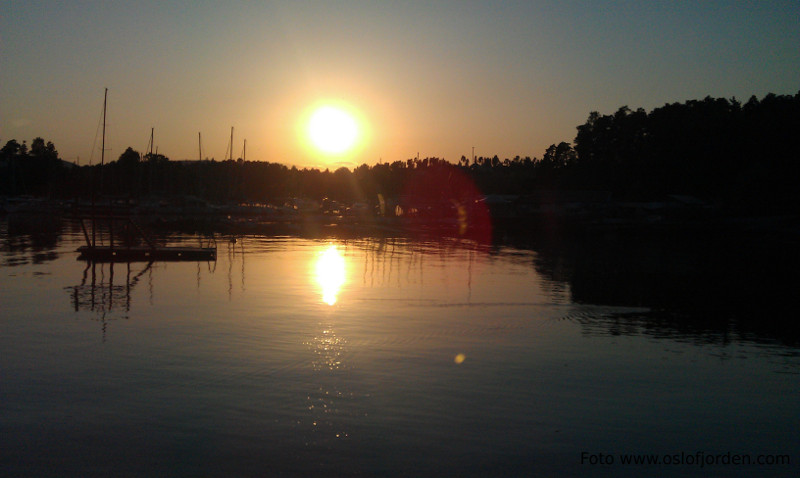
77 245 216 262
74 200 216 262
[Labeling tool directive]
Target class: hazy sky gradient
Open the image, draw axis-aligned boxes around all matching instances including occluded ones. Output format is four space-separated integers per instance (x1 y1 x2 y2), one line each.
2 1 798 168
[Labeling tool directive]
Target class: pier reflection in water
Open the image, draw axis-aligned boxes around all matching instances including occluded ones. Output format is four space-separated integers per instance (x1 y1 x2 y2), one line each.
66 261 148 340
1 220 798 477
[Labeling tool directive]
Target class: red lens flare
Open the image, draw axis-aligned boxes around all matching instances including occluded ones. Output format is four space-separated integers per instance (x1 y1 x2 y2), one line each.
399 163 492 244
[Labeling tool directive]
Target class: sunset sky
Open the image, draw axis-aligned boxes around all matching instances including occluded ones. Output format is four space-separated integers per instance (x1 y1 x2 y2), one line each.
2 1 798 169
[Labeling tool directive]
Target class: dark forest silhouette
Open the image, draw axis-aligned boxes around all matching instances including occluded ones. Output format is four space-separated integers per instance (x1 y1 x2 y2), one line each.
2 92 799 215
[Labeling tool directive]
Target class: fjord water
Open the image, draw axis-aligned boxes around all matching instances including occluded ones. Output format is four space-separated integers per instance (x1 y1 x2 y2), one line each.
1 219 798 477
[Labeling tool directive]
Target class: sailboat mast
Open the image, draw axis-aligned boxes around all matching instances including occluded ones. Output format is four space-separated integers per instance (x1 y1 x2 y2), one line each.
243 139 246 161
198 132 202 161
93 87 108 248
101 88 107 166
230 127 234 160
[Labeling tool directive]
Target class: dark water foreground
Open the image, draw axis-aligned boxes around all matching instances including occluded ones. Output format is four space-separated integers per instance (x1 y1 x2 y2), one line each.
1 217 798 477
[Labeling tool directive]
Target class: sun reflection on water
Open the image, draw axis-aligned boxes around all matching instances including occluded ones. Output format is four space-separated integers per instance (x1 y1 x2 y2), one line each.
315 244 346 305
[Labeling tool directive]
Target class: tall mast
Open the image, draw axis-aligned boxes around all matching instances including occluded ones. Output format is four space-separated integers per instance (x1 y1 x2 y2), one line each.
150 127 154 157
93 88 108 248
198 132 202 161
230 127 234 160
242 139 246 162
101 88 107 166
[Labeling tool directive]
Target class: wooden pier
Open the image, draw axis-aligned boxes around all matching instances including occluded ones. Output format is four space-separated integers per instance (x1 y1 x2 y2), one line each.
74 200 216 262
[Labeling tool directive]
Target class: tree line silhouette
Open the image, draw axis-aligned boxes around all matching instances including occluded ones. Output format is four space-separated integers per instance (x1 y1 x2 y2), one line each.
2 91 798 215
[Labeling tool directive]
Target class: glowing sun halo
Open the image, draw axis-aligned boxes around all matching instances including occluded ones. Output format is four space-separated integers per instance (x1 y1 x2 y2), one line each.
308 106 359 154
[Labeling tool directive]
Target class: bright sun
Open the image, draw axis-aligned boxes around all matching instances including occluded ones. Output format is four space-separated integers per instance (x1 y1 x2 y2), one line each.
308 106 359 154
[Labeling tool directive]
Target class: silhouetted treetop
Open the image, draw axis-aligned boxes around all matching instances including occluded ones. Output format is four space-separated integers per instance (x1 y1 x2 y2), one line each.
117 147 141 167
571 92 800 207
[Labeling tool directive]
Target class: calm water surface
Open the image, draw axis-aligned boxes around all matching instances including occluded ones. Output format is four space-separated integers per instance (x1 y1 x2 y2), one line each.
1 218 798 477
